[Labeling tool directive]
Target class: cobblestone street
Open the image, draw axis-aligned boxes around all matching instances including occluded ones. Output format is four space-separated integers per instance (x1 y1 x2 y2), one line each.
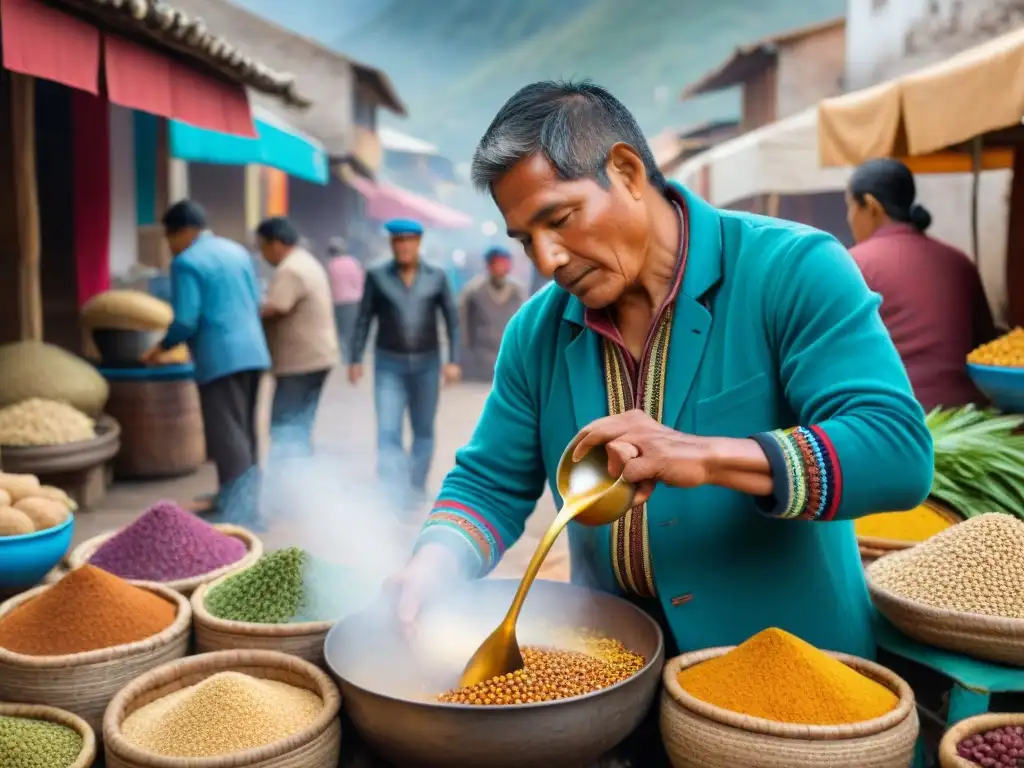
75 367 569 583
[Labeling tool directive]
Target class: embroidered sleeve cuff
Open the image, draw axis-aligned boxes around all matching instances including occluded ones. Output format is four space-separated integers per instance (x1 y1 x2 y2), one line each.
414 500 506 577
750 426 842 521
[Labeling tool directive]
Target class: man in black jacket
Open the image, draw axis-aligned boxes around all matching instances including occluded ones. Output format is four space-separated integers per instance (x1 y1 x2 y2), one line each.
349 218 461 510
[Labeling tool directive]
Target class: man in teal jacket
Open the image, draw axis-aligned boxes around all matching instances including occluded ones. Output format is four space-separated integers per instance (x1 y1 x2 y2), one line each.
392 81 933 662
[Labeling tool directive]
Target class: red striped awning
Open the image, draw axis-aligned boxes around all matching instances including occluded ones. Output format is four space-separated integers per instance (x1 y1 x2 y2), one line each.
1 0 100 94
104 34 256 137
0 0 256 137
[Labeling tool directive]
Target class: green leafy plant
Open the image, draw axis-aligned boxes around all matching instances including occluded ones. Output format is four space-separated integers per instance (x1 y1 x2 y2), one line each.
927 405 1024 520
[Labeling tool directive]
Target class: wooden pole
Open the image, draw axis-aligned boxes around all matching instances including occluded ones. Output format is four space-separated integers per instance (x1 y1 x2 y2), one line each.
9 73 42 341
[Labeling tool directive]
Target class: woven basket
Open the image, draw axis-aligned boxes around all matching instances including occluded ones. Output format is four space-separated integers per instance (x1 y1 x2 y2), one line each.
938 713 1024 767
660 647 919 768
67 524 263 596
0 582 191 732
102 649 342 768
857 500 962 565
0 702 97 767
191 572 334 669
866 573 1024 666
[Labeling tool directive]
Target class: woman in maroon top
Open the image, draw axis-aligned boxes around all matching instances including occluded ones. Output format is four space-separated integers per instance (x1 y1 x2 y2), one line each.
846 159 997 411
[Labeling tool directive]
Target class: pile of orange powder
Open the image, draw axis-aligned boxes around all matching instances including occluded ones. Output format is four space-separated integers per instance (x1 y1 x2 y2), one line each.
0 565 176 655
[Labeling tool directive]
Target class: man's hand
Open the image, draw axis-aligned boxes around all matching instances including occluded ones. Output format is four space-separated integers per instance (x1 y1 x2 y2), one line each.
140 345 164 365
442 363 462 386
572 410 713 504
385 543 464 637
348 364 364 386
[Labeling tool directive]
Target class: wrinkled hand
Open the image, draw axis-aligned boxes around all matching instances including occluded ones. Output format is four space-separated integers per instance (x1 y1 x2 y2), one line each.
571 409 714 505
140 345 164 365
385 543 464 639
442 363 462 386
348 364 364 386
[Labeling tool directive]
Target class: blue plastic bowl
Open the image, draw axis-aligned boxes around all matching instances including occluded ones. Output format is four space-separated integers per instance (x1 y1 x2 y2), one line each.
967 363 1024 413
0 514 74 591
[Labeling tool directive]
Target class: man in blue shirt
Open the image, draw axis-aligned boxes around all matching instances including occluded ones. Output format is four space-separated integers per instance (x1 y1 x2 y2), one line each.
144 201 271 525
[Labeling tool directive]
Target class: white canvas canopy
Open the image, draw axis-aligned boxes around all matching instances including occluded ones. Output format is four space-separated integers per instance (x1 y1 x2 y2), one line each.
671 108 851 206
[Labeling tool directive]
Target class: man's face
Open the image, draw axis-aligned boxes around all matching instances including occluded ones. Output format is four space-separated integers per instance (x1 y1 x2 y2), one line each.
391 234 421 266
165 227 198 257
494 151 649 309
257 236 284 266
487 257 512 282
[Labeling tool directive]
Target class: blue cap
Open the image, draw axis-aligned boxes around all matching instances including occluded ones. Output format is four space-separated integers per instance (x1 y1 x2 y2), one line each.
385 218 424 236
484 246 513 263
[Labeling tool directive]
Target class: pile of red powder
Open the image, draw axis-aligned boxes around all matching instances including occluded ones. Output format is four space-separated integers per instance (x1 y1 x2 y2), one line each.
88 500 248 581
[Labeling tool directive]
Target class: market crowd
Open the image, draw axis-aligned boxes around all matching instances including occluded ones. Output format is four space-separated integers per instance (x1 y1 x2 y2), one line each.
148 199 528 528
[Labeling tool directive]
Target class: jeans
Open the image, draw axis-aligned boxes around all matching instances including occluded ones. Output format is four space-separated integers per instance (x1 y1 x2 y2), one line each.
334 302 359 365
270 369 330 459
374 350 440 496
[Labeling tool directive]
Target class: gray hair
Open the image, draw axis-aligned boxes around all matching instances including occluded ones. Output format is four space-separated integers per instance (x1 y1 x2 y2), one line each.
471 80 667 194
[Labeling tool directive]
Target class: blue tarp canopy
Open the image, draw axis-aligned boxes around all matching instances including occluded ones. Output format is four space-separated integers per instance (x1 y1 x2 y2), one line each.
169 106 328 185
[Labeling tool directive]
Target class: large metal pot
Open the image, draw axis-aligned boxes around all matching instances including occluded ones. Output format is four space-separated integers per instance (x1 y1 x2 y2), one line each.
325 578 664 768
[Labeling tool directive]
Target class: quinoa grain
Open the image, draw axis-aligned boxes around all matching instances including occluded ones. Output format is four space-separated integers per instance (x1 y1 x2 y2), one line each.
121 671 322 757
869 513 1024 618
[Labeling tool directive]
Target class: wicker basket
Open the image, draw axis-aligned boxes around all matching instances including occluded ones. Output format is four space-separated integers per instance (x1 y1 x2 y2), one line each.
938 713 1024 767
867 574 1024 666
102 649 342 768
191 572 334 668
67 524 263 596
0 582 191 731
660 647 919 768
857 500 961 566
0 702 97 767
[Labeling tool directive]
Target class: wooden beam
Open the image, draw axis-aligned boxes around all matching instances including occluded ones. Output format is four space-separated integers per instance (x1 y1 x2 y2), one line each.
10 74 42 341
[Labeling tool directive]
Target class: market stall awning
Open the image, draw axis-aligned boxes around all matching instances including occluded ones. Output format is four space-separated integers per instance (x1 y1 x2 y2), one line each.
169 107 328 184
819 27 1024 166
673 108 853 206
0 0 310 135
340 167 472 229
105 34 255 138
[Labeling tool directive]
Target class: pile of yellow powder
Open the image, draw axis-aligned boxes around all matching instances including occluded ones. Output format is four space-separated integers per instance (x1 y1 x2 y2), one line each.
121 671 322 757
677 628 898 726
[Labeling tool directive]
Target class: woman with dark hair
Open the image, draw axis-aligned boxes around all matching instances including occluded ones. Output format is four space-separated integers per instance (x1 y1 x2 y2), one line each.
847 158 997 411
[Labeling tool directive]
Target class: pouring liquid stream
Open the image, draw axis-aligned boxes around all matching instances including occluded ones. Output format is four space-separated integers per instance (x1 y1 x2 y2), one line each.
457 484 609 688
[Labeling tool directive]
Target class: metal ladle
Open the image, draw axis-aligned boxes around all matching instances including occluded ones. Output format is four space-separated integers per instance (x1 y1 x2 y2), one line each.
458 438 636 688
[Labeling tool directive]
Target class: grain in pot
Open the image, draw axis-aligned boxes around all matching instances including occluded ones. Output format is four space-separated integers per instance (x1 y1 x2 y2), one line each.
0 565 176 655
868 513 1024 619
438 638 645 705
677 628 898 725
0 715 84 768
88 501 247 581
121 671 322 757
0 399 95 446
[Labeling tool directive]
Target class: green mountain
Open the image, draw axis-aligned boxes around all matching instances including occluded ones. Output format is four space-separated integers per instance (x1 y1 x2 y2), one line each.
336 0 847 161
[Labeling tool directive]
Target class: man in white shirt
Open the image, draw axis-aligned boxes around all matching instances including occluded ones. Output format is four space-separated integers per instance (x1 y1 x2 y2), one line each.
257 217 339 458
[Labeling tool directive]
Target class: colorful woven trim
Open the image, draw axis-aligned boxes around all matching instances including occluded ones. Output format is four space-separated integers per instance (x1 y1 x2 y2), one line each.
602 304 674 599
420 500 505 575
755 426 842 521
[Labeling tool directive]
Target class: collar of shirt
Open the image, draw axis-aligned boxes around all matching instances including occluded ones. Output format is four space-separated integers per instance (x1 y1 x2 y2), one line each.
871 222 920 241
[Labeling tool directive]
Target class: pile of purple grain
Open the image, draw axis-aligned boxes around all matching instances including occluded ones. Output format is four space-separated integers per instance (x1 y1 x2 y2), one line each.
87 500 248 581
957 725 1024 767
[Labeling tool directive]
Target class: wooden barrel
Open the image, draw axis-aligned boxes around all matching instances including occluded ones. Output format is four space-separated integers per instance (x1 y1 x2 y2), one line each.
101 365 205 479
